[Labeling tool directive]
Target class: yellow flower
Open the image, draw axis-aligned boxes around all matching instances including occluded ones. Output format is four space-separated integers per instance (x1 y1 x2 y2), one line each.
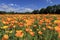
9 31 13 33
16 30 22 33
37 29 39 31
2 26 8 29
29 29 33 32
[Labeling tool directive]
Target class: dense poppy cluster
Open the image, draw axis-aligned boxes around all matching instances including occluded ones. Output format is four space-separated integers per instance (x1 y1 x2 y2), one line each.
0 14 60 40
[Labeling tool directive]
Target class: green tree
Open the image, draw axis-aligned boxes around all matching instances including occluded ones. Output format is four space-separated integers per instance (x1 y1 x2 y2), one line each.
32 10 39 14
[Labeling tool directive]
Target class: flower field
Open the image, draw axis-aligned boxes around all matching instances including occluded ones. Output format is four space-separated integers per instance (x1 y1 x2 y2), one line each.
0 14 60 40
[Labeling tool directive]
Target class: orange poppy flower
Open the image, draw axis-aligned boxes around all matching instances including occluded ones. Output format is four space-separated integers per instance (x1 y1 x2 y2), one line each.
55 26 60 33
15 30 24 38
2 21 9 24
42 27 46 30
7 18 11 21
45 19 50 23
38 31 43 35
25 28 30 32
2 34 9 40
25 19 33 27
18 22 24 27
29 31 35 36
46 26 53 30
54 20 60 24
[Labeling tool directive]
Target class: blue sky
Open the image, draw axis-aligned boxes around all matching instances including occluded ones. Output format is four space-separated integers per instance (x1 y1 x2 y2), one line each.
0 0 60 12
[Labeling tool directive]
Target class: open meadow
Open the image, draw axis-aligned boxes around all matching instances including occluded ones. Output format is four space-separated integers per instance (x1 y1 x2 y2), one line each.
0 14 60 40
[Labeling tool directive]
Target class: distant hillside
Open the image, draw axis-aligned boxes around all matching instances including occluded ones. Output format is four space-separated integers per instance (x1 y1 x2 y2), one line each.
0 4 60 14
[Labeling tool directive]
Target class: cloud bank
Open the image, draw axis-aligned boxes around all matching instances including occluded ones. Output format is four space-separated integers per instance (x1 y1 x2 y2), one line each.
0 3 33 12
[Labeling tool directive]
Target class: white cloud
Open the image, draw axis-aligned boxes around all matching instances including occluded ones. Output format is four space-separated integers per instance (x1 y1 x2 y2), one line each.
8 4 17 6
47 0 50 2
46 0 53 3
0 3 33 12
50 1 53 3
9 4 14 6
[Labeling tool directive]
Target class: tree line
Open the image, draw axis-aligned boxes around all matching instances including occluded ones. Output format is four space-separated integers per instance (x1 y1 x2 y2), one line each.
32 4 60 14
0 4 60 14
